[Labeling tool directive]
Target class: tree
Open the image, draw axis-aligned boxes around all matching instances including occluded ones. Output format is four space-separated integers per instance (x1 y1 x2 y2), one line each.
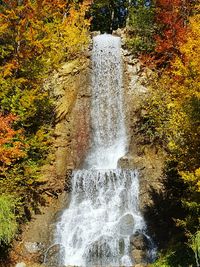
90 0 129 33
142 6 200 259
126 0 156 55
154 0 188 66
0 0 91 249
0 114 25 173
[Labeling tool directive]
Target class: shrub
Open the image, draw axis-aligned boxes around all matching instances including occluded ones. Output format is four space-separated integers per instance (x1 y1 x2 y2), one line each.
0 195 18 245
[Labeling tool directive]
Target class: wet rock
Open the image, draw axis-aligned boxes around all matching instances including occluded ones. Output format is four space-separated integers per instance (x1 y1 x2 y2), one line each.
119 213 135 235
64 169 73 192
121 255 132 266
15 263 26 267
118 155 134 168
130 232 150 264
44 244 62 267
91 31 101 37
131 249 147 264
130 232 149 250
24 242 41 254
84 236 112 265
119 238 125 254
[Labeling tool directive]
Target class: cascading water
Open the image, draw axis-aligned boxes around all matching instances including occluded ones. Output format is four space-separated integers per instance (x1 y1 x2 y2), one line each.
55 34 154 267
84 34 126 170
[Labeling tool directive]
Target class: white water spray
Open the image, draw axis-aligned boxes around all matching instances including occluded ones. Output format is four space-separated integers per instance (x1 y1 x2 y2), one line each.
85 34 127 169
55 34 153 266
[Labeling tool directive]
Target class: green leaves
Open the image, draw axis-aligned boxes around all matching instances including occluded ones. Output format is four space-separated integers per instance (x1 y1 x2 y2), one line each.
137 3 200 263
191 231 200 267
0 0 91 249
0 195 18 245
126 0 155 55
90 0 128 33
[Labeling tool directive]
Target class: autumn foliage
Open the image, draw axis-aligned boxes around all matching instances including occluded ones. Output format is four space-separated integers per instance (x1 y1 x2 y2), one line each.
140 2 200 264
155 0 186 62
0 114 25 172
0 0 91 248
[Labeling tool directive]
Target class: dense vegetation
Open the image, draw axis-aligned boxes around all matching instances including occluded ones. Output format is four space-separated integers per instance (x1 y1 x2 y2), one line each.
0 0 199 266
127 0 200 266
89 0 128 33
0 0 90 257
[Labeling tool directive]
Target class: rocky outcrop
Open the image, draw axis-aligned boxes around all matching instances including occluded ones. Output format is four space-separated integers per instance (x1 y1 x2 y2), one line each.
130 232 151 264
121 47 166 253
122 50 165 210
47 57 92 182
29 57 92 198
11 35 165 267
10 194 67 265
10 57 92 267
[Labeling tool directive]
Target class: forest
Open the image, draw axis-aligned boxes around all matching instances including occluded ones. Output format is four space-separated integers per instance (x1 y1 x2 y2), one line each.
0 0 199 266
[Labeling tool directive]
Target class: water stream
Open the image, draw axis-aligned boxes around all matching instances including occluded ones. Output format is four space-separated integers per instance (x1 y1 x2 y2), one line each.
55 34 154 266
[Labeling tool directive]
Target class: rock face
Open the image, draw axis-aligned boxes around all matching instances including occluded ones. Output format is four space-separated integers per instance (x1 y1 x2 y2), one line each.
122 45 165 209
131 232 149 250
119 213 135 236
10 194 68 265
47 57 92 183
24 242 42 254
43 244 62 267
30 57 92 205
11 35 165 267
10 57 92 267
130 232 151 265
122 41 166 255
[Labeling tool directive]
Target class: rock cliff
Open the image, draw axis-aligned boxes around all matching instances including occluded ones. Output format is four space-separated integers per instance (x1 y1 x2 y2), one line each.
12 41 165 267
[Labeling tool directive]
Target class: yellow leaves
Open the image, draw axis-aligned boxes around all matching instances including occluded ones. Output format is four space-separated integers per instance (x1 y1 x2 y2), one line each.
56 2 90 59
0 20 9 35
167 102 175 109
180 169 200 193
145 4 200 244
195 168 200 178
2 60 18 78
168 140 178 151
148 11 200 171
4 9 18 20
174 12 200 80
0 0 91 73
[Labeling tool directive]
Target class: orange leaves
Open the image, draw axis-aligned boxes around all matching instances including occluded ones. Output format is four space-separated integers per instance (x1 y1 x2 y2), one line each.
154 0 187 65
0 0 91 168
0 0 91 71
1 60 18 78
0 114 26 172
66 1 91 27
157 0 182 9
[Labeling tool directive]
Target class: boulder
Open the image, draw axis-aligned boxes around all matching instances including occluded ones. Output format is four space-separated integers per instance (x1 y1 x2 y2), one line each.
130 232 149 250
130 232 150 264
44 244 62 267
119 213 135 236
24 242 41 254
15 263 26 267
131 249 146 264
85 236 112 261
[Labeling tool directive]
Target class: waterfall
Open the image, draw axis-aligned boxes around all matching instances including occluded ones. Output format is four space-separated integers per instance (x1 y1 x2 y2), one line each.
85 34 127 170
55 34 154 267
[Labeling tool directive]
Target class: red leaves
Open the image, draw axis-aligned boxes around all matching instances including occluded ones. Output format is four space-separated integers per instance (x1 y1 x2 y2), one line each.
155 0 187 65
0 114 26 172
156 0 182 9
